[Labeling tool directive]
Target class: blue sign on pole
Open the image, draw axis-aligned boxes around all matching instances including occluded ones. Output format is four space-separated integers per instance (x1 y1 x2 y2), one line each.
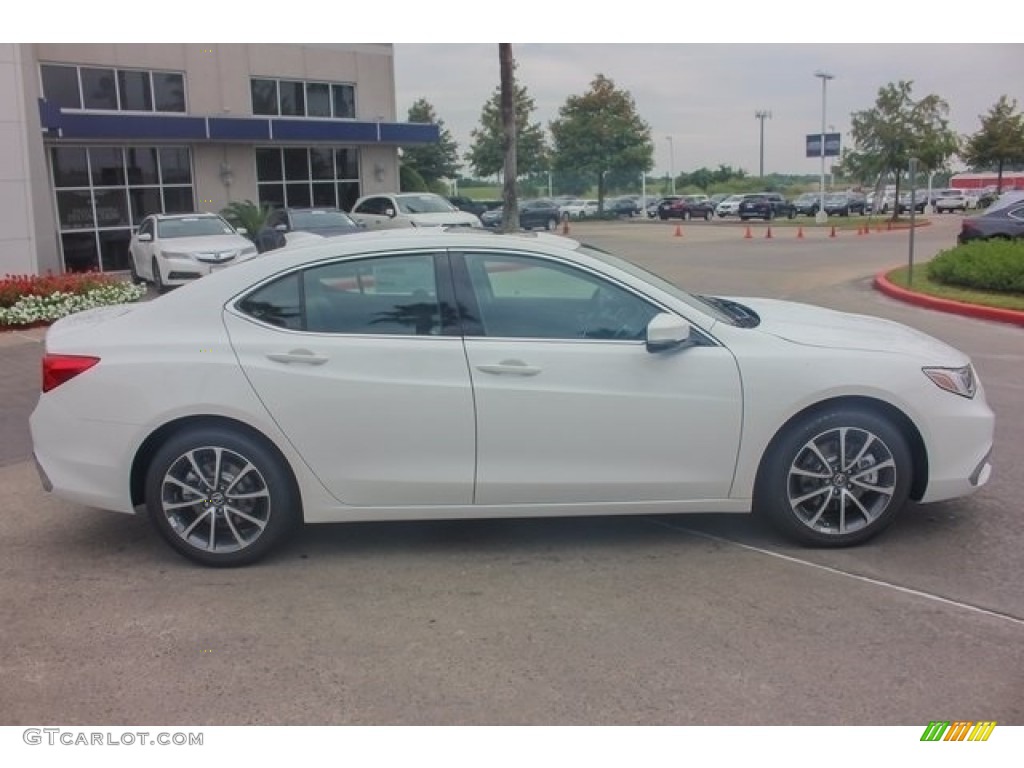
806 132 841 158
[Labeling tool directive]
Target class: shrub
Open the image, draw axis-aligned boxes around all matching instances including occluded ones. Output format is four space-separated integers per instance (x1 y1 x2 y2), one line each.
221 200 271 243
0 272 146 328
927 240 1024 294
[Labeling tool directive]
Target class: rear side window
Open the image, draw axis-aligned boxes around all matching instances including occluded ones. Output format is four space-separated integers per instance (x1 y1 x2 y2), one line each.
237 273 302 330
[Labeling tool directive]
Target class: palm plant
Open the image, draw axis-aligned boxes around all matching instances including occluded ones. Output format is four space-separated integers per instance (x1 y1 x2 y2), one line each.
221 200 272 243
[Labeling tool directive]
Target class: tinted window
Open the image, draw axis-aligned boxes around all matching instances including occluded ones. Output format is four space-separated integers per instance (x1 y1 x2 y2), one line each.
238 273 302 331
41 64 81 110
251 79 278 115
464 253 659 341
355 197 389 215
51 147 90 187
153 73 185 112
118 70 152 111
279 81 304 116
303 255 440 335
332 84 355 118
306 82 331 117
81 67 118 110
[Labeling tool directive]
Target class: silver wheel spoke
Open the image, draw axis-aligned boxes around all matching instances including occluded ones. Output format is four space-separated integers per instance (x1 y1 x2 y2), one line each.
846 434 876 471
165 476 207 498
839 427 848 472
806 489 834 527
224 462 257 496
852 459 894 479
225 504 267 530
790 466 831 479
224 511 245 546
226 488 270 501
843 488 875 522
185 452 211 490
792 486 831 506
207 511 216 550
212 447 223 490
163 498 205 511
808 441 833 471
182 508 212 538
850 478 894 495
839 487 848 533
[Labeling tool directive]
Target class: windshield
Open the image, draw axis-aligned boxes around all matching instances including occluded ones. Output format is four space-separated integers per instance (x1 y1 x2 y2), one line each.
395 194 458 214
575 244 737 326
157 216 235 239
290 210 358 230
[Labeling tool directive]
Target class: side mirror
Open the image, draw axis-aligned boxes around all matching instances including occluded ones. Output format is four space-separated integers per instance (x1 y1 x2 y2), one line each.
137 232 152 243
385 208 396 218
646 313 694 353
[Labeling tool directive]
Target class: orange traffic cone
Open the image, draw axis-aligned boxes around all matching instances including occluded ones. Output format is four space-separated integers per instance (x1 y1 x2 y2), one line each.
829 225 837 238
886 220 893 231
562 218 570 235
797 226 804 239
765 226 773 239
744 226 752 239
863 223 870 234
674 224 683 238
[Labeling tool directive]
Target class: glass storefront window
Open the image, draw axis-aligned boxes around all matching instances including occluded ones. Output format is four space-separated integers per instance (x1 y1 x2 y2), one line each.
61 232 100 273
306 83 331 118
162 187 195 213
159 148 191 184
99 230 132 272
279 81 304 117
126 147 159 186
90 148 125 186
52 147 90 188
332 84 355 119
257 147 362 211
283 148 309 180
251 79 278 116
256 148 283 181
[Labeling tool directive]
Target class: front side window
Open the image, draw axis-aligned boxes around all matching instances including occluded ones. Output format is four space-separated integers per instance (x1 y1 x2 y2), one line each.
237 273 302 331
462 253 660 341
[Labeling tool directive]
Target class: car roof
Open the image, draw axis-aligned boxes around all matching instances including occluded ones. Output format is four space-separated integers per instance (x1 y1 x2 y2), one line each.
153 212 223 220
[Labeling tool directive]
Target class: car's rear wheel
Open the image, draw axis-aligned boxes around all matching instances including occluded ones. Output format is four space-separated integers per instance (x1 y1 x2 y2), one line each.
545 217 558 231
144 426 300 567
756 407 912 547
151 258 167 294
704 210 713 221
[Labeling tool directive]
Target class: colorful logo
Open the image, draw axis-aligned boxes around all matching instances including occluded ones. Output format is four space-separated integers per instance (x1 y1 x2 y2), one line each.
920 721 996 742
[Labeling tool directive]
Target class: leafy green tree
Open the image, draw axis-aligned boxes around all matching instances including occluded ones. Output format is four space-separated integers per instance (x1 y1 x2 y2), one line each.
399 164 429 192
962 95 1024 193
401 99 460 186
220 200 272 244
466 68 549 180
549 74 653 211
845 81 959 216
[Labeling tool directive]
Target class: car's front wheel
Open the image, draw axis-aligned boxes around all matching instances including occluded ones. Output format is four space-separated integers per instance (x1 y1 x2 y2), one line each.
704 210 713 221
151 257 167 294
144 426 300 567
756 407 912 547
545 217 558 231
128 254 145 285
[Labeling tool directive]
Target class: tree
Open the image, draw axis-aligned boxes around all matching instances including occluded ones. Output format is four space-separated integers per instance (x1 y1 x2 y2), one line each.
845 81 959 216
549 74 653 211
962 95 1024 193
498 44 519 232
220 200 272 245
401 99 460 187
466 63 548 181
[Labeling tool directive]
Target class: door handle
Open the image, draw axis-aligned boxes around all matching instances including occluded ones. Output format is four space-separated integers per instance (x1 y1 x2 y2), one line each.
476 360 542 376
266 349 328 365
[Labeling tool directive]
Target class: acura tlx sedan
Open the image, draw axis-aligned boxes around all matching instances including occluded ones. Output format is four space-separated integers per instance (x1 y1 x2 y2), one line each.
30 230 994 567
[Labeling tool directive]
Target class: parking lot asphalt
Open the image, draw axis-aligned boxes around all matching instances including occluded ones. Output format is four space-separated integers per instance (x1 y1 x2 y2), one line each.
1 215 1022 725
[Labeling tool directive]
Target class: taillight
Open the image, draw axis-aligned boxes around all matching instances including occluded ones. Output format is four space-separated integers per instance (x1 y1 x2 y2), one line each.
42 354 100 393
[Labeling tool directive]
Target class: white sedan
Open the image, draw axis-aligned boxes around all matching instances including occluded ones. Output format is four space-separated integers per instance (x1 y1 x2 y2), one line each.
31 230 994 566
349 192 482 229
129 213 257 292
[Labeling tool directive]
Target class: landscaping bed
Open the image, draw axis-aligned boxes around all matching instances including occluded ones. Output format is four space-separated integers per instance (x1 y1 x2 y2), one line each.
0 272 147 331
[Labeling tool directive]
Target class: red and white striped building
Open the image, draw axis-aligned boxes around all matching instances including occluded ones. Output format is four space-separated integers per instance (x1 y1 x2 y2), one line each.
949 171 1024 191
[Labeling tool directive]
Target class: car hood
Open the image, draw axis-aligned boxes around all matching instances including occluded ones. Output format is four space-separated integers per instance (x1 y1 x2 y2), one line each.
158 234 252 253
730 297 965 361
405 211 481 227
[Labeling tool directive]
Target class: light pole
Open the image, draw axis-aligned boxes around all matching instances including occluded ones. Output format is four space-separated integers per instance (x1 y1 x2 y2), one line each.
814 70 834 224
666 136 675 195
754 110 771 178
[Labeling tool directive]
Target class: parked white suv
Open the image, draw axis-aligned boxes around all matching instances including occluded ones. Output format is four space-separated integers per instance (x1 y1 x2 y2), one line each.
935 189 970 213
350 192 482 229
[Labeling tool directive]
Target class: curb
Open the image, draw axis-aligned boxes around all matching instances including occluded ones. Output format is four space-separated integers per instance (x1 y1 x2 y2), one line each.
874 270 1024 328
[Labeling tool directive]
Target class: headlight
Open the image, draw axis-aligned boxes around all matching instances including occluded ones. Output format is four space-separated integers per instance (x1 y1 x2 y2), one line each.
923 365 977 399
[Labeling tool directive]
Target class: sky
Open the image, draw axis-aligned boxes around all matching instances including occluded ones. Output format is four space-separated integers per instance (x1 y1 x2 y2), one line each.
393 43 1024 180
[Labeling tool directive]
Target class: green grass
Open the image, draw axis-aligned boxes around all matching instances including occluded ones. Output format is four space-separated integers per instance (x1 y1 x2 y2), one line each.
886 265 1024 311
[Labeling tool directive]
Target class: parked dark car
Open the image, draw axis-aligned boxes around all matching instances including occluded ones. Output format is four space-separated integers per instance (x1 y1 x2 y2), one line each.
256 208 362 253
447 195 488 218
822 193 866 217
738 193 795 221
480 198 563 231
793 193 820 217
658 195 716 221
606 196 641 217
957 192 1024 243
897 191 928 214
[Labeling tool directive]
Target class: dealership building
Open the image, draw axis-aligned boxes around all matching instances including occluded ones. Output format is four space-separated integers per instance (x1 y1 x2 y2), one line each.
0 43 437 276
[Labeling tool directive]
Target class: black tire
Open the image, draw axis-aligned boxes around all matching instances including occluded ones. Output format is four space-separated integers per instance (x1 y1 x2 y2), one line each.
659 213 668 221
755 406 912 547
144 426 301 567
545 217 558 231
787 209 795 220
704 210 713 221
767 210 775 220
683 210 691 221
152 257 167 294
128 254 145 286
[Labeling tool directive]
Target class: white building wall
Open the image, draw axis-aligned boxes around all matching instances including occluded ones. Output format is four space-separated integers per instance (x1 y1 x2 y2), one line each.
0 45 40 275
